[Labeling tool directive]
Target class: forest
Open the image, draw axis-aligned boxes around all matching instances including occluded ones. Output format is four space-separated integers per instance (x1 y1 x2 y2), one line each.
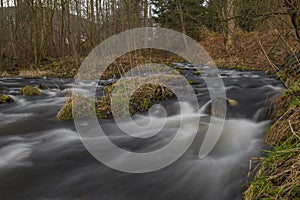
0 0 299 69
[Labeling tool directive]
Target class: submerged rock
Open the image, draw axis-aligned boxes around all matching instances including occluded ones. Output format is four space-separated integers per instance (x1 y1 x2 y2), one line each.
20 86 41 96
0 94 14 104
193 70 201 75
38 84 49 90
205 98 238 117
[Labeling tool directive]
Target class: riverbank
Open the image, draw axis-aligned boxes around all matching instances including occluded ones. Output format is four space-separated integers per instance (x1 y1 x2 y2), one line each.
244 60 300 199
1 30 298 78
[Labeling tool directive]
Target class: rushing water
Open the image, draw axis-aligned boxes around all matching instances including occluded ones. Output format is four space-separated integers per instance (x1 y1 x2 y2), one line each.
0 65 283 200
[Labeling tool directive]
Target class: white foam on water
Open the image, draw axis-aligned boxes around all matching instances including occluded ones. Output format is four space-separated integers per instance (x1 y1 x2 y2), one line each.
0 113 35 124
261 84 284 92
0 143 33 168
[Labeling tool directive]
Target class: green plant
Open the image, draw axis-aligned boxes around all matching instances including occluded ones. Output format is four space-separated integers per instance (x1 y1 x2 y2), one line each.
289 98 300 108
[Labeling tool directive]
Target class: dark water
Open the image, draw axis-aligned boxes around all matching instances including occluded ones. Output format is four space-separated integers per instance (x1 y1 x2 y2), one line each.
0 65 283 200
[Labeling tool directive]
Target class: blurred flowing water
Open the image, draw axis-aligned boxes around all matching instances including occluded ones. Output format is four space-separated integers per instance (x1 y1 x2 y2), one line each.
0 65 283 200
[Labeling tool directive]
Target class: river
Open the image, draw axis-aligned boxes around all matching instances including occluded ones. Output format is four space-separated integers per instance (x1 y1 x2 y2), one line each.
0 65 283 200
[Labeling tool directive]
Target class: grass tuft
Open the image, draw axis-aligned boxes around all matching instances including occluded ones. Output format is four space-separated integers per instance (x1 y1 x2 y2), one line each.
20 86 41 96
57 78 175 120
0 94 14 103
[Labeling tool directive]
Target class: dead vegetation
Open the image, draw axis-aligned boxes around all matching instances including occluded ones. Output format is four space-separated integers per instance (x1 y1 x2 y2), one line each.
57 76 176 120
245 51 300 200
20 85 41 96
0 94 14 103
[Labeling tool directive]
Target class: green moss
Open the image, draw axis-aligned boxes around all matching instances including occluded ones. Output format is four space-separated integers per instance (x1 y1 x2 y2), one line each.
174 67 184 73
0 95 14 104
236 65 244 70
51 61 60 68
188 80 198 85
193 70 201 75
20 86 41 96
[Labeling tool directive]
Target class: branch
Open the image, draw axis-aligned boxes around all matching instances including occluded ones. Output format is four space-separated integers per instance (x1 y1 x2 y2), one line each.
289 120 300 140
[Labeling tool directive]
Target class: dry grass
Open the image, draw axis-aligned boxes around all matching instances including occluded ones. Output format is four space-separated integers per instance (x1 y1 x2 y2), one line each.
20 85 41 96
200 30 299 71
245 47 300 199
0 71 13 77
0 94 14 103
18 70 53 78
245 129 300 200
57 76 176 120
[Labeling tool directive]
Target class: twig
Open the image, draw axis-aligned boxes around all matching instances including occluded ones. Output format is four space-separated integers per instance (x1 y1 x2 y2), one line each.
247 157 262 178
288 120 300 140
258 40 290 89
275 29 300 64
258 40 300 103
267 169 291 180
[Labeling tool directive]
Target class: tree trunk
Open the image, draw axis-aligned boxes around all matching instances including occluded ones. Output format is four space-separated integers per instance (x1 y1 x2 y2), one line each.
176 0 187 47
226 0 235 48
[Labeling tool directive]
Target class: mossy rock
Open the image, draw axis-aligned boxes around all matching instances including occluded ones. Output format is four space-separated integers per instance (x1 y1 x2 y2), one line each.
57 95 113 120
57 82 175 120
193 70 201 75
0 95 14 104
188 80 198 85
204 98 238 117
20 86 41 96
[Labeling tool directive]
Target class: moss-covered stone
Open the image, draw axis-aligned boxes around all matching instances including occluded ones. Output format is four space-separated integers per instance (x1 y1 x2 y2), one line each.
188 80 198 85
57 81 175 120
0 95 14 104
204 98 238 117
20 86 41 96
193 70 201 75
